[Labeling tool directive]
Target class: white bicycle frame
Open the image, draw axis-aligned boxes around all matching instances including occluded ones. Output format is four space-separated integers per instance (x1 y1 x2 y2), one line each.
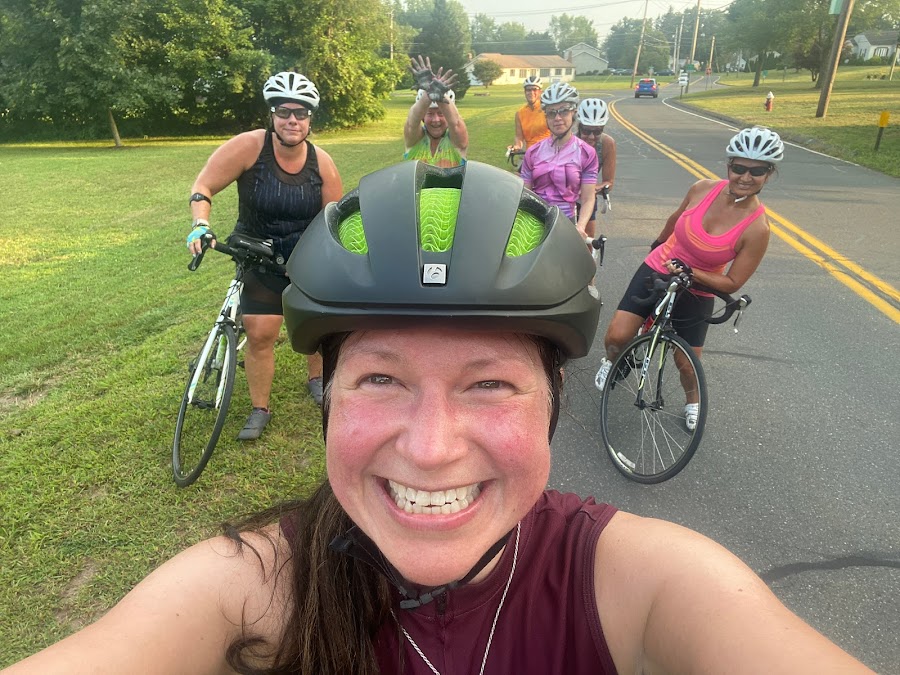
186 277 244 408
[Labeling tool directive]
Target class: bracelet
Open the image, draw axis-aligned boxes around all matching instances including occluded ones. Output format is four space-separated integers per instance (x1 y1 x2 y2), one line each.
189 192 211 206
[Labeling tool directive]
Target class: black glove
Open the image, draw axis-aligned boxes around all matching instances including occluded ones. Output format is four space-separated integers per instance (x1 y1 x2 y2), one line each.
410 57 434 91
428 72 457 102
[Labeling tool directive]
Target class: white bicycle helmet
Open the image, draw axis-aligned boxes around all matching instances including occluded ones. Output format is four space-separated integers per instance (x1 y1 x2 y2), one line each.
541 82 579 109
577 98 609 126
726 127 784 163
523 75 542 89
263 72 320 110
416 88 455 108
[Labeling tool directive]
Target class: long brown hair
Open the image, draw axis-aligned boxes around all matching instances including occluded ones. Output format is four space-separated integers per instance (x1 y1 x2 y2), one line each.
223 334 564 673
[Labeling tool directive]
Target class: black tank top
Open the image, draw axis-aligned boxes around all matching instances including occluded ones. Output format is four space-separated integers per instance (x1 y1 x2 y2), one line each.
234 131 323 262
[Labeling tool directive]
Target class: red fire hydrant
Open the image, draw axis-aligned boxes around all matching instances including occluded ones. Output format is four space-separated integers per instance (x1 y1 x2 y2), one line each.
764 91 774 112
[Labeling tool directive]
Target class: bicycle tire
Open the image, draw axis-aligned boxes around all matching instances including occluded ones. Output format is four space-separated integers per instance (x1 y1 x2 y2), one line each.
599 332 707 483
172 322 237 487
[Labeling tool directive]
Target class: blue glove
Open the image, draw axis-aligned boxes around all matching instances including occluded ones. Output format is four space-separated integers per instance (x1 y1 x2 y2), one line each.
186 225 210 248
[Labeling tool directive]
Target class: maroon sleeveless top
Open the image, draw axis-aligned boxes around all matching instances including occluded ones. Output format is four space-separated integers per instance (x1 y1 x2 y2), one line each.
374 490 619 674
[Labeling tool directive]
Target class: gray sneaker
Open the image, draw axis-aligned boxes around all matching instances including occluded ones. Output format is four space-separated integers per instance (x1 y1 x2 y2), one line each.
307 377 324 407
237 408 272 441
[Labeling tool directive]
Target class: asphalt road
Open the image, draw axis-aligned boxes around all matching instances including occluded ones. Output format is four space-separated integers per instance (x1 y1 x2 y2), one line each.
550 80 900 673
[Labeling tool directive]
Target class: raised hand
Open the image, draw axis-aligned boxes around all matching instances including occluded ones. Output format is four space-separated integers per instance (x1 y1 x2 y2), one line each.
429 67 459 102
409 55 434 91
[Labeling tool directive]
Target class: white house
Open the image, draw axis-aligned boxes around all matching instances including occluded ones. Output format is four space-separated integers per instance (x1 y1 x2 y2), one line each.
465 54 576 86
849 31 899 61
563 43 609 75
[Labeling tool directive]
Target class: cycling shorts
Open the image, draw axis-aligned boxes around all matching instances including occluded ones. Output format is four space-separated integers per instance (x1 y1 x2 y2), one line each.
241 268 289 316
616 263 715 348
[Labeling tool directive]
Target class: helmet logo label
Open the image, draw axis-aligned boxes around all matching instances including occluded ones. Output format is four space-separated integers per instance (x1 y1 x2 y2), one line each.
423 264 447 285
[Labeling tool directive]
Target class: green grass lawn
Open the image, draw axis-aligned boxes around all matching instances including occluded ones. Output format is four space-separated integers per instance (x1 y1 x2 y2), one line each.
0 78 895 664
681 65 900 177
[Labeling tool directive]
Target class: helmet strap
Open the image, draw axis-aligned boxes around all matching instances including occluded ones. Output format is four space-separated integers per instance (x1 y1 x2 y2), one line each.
274 129 303 148
329 523 515 609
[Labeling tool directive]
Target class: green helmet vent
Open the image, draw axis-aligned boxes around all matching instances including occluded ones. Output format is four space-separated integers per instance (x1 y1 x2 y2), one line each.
336 188 544 257
419 188 460 252
337 211 368 254
505 210 545 256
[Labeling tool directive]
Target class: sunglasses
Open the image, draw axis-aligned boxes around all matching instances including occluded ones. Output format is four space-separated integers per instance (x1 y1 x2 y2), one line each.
580 127 604 137
271 106 312 121
545 107 576 118
729 163 770 177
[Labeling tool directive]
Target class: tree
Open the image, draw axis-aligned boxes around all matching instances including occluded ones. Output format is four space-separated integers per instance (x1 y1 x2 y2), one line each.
472 58 503 87
549 14 598 53
471 13 499 51
522 30 558 56
603 18 647 69
0 0 182 144
722 0 792 86
235 0 403 127
414 0 472 98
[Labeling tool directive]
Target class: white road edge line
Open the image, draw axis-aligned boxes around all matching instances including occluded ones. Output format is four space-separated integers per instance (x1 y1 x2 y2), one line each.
657 93 860 166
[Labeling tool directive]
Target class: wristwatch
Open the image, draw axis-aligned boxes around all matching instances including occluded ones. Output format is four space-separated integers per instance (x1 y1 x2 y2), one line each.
189 192 211 205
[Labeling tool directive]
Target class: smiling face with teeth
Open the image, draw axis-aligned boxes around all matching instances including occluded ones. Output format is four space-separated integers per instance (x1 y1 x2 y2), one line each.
325 327 554 587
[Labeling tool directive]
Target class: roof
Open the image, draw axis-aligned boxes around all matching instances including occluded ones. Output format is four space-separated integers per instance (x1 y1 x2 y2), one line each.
565 42 603 58
854 30 899 46
469 53 575 69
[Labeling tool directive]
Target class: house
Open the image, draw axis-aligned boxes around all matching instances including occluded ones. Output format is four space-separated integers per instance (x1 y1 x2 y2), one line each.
563 43 608 75
849 31 899 61
465 54 576 86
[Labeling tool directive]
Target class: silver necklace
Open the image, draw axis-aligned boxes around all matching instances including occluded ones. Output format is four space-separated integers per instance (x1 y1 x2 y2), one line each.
393 522 521 675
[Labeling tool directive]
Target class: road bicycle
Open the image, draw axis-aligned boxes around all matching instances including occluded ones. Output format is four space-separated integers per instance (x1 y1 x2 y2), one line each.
598 270 751 484
172 231 285 487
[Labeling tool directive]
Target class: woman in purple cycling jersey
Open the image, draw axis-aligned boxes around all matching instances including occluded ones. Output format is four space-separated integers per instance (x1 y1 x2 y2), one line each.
520 82 597 239
6 161 872 675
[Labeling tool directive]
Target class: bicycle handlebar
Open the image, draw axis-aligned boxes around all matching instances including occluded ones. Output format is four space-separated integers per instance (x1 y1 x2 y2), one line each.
630 272 752 329
189 232 287 275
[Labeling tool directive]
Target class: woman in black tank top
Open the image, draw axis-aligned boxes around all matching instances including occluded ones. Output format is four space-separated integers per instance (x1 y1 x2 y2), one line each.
186 72 343 438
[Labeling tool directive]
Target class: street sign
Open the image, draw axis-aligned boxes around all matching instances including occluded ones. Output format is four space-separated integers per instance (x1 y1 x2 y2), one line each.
685 64 696 72
679 75 689 86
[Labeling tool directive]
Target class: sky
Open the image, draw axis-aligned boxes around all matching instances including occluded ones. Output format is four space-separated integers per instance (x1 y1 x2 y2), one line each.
456 0 736 40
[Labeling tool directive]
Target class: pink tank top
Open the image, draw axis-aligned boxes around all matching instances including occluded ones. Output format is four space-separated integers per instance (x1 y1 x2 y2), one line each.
647 180 764 281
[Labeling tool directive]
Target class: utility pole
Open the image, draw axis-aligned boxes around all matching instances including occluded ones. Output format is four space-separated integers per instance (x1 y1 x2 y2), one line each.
674 15 684 72
685 0 702 93
389 6 394 61
816 0 855 118
706 35 715 89
630 0 650 89
889 42 898 81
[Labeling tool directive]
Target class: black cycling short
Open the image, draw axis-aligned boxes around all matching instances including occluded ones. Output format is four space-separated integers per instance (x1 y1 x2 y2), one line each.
241 268 289 316
616 263 715 348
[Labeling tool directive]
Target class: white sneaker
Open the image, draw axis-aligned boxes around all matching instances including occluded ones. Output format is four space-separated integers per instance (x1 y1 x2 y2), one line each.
594 358 612 391
684 403 700 431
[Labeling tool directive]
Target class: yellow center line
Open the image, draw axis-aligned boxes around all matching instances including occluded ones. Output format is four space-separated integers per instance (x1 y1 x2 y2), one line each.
609 100 900 324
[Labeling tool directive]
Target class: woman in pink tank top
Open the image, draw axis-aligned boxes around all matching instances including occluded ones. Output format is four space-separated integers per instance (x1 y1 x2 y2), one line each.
595 128 785 431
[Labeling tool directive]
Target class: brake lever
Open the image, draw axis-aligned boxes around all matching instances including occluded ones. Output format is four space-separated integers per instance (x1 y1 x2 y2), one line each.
733 296 750 333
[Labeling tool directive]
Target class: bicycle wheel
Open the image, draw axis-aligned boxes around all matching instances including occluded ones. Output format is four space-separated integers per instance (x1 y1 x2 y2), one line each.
172 323 237 487
600 332 707 483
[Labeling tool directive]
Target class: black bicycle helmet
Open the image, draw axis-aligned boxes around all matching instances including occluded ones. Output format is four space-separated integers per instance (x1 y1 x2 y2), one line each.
283 161 600 359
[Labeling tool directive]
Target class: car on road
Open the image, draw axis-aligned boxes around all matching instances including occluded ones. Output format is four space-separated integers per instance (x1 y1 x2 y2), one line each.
656 69 675 76
635 78 658 98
